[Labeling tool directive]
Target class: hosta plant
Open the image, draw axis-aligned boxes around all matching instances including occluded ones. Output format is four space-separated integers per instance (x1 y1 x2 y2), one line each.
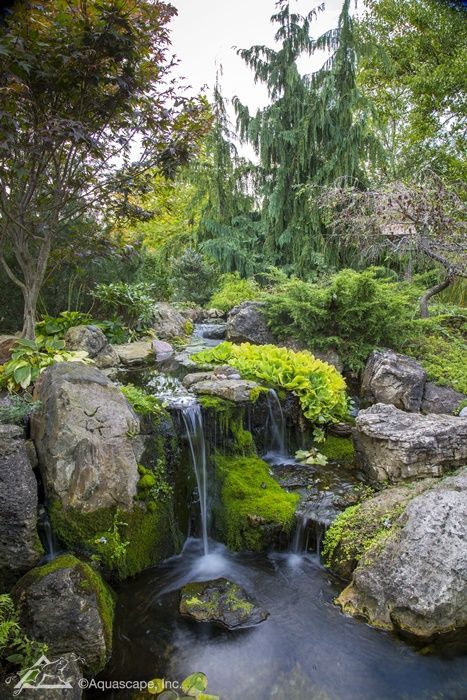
194 342 348 424
0 337 91 391
35 311 93 338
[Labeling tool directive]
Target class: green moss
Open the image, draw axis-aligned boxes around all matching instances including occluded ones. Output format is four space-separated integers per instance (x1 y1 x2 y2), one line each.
14 554 115 672
214 455 299 551
184 319 194 336
120 383 165 420
320 435 355 463
322 500 405 575
249 385 269 402
49 500 174 579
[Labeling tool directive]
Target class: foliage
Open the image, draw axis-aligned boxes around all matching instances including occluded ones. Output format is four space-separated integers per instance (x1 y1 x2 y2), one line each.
209 273 260 312
170 248 219 306
295 448 328 466
35 311 93 338
120 384 164 419
234 0 379 271
321 171 467 316
194 342 348 424
92 282 155 330
0 0 210 337
94 318 130 345
265 269 413 372
0 337 90 391
0 594 48 671
134 249 173 302
357 0 467 181
137 462 173 504
214 454 299 551
0 393 41 426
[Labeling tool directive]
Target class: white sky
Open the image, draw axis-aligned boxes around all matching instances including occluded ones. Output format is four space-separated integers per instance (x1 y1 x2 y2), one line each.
170 0 346 116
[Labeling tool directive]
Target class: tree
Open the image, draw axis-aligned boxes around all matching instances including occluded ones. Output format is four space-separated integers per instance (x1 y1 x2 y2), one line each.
321 171 467 316
0 0 210 337
234 0 379 273
357 0 467 181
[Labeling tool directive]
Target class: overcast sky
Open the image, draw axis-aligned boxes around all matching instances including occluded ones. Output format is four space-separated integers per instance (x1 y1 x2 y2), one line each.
170 0 346 116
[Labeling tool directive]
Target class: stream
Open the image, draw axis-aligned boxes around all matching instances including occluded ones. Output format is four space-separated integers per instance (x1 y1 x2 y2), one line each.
93 324 467 699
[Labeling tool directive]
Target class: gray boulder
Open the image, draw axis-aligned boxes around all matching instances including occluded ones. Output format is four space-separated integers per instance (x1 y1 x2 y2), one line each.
64 325 118 369
152 302 188 340
192 378 259 404
113 340 153 367
31 362 140 511
12 554 114 674
338 468 467 638
179 578 269 629
0 425 42 590
361 350 426 412
421 381 466 415
354 403 467 482
226 302 275 345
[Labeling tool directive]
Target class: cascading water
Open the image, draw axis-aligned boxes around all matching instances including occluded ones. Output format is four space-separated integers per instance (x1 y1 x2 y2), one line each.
265 389 287 458
38 506 58 561
180 403 209 556
291 510 327 558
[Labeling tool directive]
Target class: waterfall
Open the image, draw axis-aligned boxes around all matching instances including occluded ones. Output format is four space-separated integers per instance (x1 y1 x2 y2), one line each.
180 403 209 555
265 389 286 457
38 506 58 561
291 513 327 558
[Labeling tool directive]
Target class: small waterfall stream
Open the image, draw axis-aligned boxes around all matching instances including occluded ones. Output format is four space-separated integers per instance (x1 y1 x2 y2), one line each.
180 403 210 556
265 388 287 458
291 511 327 558
38 506 58 561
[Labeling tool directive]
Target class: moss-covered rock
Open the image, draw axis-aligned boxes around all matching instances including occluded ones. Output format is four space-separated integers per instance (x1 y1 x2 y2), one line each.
179 578 269 629
213 454 299 551
320 435 355 464
12 554 115 674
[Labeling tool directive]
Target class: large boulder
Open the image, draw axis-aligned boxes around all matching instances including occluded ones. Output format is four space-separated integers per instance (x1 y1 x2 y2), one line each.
337 469 467 638
113 340 153 367
361 350 426 412
12 554 114 674
354 403 467 482
31 362 140 511
226 302 275 345
192 378 260 404
421 381 466 415
152 302 188 340
64 325 118 369
179 578 269 629
0 425 42 590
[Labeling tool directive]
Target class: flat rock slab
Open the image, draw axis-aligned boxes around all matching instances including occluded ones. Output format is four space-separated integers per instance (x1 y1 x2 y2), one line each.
179 578 269 629
192 379 259 403
113 341 153 366
354 403 467 482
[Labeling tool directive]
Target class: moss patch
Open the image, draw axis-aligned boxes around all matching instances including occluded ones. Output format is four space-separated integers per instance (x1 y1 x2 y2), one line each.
320 435 355 463
214 455 299 551
49 501 175 579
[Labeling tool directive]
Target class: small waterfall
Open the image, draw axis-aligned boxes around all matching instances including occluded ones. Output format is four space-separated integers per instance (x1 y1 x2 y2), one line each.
291 513 327 558
38 506 58 561
265 389 287 457
180 403 209 556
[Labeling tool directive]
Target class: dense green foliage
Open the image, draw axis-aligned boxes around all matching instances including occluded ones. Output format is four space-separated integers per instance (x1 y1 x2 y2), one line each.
0 338 90 391
0 594 48 672
120 384 165 419
209 273 260 312
265 269 414 371
0 393 41 426
194 342 348 423
170 249 219 306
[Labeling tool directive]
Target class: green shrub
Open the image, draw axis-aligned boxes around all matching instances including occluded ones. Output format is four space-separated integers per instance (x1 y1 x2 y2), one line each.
194 342 348 424
0 594 48 671
134 250 173 301
265 269 414 372
120 384 164 418
0 393 41 425
35 311 93 338
0 337 90 391
171 248 218 306
92 281 155 329
209 272 260 312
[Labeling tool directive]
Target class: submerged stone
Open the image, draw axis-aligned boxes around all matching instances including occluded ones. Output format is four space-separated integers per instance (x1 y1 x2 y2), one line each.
179 578 269 629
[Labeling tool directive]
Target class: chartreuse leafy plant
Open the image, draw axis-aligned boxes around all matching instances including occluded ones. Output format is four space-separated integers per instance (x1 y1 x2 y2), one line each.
0 337 90 391
194 342 348 424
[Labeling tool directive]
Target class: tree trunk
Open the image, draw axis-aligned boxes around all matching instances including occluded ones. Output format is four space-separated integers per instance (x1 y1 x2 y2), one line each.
419 272 454 318
21 284 40 339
